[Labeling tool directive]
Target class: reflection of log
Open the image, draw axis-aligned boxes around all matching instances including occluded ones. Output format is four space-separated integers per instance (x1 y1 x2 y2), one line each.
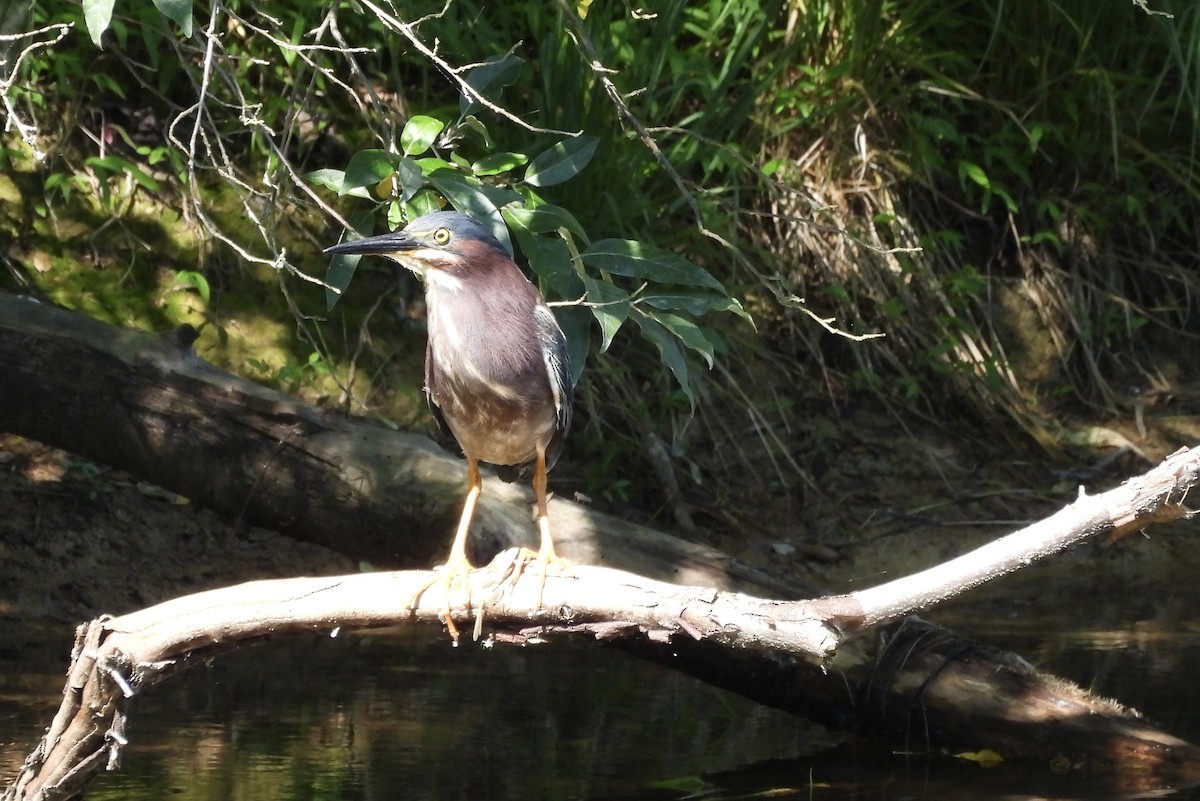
5 294 1200 798
6 564 1200 801
861 619 1200 774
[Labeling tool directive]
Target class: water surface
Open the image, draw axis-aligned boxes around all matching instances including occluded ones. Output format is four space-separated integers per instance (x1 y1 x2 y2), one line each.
5 601 1200 800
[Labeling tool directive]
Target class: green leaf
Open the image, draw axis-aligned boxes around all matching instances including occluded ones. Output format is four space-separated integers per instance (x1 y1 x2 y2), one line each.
172 270 210 305
460 54 524 116
44 173 72 202
414 156 456 173
326 207 375 310
396 156 425 202
458 115 494 149
958 160 989 189
472 151 528 176
645 310 717 368
503 204 588 241
634 314 696 412
306 169 372 200
992 185 1018 213
342 150 398 195
83 0 116 47
325 254 361 312
553 305 592 388
582 240 724 290
152 0 193 38
580 276 629 353
512 227 579 294
91 72 127 99
475 183 523 210
640 290 753 325
1028 122 1047 153
404 190 443 219
306 168 343 192
387 199 405 230
524 136 599 187
400 115 444 157
84 155 160 191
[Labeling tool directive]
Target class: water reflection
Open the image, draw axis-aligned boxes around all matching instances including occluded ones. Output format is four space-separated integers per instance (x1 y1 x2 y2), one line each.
1 625 826 800
5 616 1200 800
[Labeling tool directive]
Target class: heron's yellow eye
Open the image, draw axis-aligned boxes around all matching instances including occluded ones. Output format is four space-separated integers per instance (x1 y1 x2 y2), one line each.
432 227 451 245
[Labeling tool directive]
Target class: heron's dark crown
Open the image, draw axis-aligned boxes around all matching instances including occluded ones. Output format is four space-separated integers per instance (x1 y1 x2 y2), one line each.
402 211 507 254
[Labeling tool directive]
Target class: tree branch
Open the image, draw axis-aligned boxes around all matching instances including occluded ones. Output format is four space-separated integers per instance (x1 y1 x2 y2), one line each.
830 456 1196 629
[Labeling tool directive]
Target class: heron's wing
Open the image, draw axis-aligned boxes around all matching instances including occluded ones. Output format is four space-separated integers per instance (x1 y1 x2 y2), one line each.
533 302 573 471
423 338 461 456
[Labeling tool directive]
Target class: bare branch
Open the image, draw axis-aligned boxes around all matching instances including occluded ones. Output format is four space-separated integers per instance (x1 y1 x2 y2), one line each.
356 0 580 137
0 21 72 155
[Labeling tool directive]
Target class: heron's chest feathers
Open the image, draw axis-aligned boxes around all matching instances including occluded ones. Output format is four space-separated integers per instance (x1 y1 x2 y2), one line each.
424 292 559 465
425 281 548 404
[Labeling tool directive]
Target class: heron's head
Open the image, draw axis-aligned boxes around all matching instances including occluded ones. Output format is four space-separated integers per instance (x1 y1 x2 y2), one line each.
324 211 508 285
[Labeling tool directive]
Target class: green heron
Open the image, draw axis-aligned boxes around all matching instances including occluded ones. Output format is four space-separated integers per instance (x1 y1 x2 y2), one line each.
325 211 573 621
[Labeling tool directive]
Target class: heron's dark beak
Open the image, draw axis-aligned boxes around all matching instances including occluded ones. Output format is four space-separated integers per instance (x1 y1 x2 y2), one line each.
323 231 420 256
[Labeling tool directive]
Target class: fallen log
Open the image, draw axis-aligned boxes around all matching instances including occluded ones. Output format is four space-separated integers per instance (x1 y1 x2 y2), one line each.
0 292 804 596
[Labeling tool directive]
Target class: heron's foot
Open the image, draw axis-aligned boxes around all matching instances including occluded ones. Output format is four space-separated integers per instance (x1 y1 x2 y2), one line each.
462 547 571 640
503 543 574 611
407 554 476 641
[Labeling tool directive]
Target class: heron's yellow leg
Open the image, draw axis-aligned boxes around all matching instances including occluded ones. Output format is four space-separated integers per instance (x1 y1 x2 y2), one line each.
508 446 573 609
408 458 482 639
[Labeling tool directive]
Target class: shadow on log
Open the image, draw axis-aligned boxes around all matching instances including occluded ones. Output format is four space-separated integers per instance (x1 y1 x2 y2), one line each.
4 293 1200 799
